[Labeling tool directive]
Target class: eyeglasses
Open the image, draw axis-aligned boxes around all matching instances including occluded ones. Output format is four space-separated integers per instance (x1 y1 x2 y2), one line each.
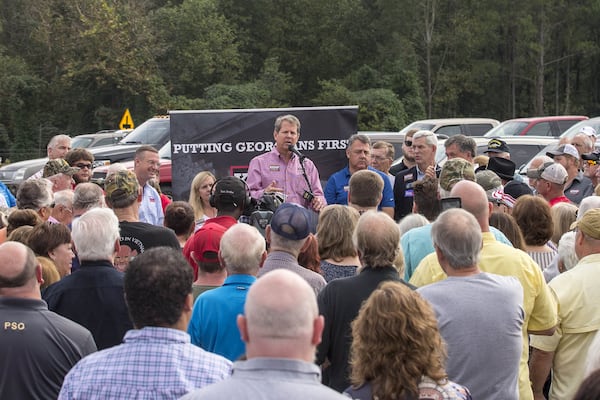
404 140 413 147
74 163 93 169
586 159 598 167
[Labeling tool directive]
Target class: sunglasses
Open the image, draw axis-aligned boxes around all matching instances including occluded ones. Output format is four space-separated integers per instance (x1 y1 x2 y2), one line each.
75 163 93 170
404 140 413 147
586 159 598 167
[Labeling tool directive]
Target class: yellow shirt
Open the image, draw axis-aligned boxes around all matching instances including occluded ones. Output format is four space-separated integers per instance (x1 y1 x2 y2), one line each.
530 253 600 400
410 232 557 400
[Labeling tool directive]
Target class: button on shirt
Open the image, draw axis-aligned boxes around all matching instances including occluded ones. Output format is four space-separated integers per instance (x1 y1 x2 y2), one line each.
59 327 232 399
246 147 325 210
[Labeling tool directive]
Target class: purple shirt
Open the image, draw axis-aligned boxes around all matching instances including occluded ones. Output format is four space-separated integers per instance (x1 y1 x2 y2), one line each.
246 147 325 211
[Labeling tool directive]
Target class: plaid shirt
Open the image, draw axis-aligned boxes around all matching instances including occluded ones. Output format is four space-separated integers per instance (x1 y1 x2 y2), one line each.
59 326 232 399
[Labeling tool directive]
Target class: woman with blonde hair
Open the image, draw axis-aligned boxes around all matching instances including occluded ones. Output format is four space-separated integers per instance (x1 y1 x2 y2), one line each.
345 281 471 399
188 171 217 231
550 202 578 246
316 205 360 282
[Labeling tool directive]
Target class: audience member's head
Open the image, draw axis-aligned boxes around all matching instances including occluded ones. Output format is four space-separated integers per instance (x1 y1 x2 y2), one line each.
51 189 74 225
398 213 429 236
0 241 41 297
240 269 322 361
432 208 482 271
551 202 578 245
298 234 321 274
43 159 78 191
348 169 383 210
7 225 34 244
16 179 54 221
556 231 578 273
6 209 43 236
267 203 311 256
38 256 60 289
444 134 476 163
72 208 119 262
219 223 266 276
125 247 193 330
371 141 395 175
489 212 526 250
164 201 195 242
577 196 600 221
73 183 105 216
317 205 359 262
354 211 400 268
65 148 94 184
27 222 73 277
512 195 554 247
412 177 441 221
449 180 490 228
104 170 140 209
439 158 475 195
349 281 448 398
189 171 216 220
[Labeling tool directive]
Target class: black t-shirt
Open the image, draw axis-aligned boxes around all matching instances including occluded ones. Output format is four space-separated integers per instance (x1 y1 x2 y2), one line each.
0 297 97 398
116 221 181 270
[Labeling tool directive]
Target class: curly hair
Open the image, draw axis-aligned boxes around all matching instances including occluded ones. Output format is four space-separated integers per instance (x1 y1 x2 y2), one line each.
317 205 359 261
350 281 448 399
512 195 554 246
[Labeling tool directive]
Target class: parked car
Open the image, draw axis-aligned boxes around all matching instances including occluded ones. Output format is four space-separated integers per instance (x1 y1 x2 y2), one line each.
435 136 559 170
71 130 131 149
484 116 588 138
559 116 600 140
0 116 170 193
399 118 500 137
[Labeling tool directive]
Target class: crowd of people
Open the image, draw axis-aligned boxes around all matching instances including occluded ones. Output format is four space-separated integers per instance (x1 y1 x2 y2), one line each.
2 114 600 399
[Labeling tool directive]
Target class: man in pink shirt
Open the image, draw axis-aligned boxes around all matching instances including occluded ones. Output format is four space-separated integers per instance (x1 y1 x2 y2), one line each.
246 114 325 212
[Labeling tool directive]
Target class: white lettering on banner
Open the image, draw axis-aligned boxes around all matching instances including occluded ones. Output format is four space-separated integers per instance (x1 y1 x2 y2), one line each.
173 139 348 154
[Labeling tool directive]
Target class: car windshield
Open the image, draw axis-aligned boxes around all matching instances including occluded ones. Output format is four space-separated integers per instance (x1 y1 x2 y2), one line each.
159 141 171 159
560 117 600 139
398 122 435 135
484 121 529 137
120 118 169 145
71 137 93 148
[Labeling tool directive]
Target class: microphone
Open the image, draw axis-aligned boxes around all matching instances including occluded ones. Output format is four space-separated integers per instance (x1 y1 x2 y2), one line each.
288 144 306 160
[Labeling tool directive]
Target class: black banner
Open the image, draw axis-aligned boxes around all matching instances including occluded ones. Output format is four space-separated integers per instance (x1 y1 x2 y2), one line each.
170 106 358 201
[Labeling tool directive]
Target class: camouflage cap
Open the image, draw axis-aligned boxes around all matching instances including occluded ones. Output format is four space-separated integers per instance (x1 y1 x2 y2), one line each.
439 158 475 192
43 159 79 178
104 170 139 203
475 170 502 192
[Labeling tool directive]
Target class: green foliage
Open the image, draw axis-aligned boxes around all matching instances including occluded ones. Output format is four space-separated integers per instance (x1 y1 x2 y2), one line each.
354 89 407 131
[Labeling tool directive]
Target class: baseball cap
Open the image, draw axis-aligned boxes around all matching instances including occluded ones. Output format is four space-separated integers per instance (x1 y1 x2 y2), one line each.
439 158 475 191
526 161 568 185
104 170 139 203
269 203 311 241
189 223 227 263
43 159 79 178
476 170 502 191
211 176 247 208
580 126 597 138
581 151 600 162
486 157 516 181
546 144 579 159
570 208 600 240
484 138 510 154
503 180 533 199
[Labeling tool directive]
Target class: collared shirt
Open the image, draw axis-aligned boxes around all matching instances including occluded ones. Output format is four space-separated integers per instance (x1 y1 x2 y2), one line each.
59 327 232 400
324 166 394 208
549 195 572 207
564 171 594 205
258 250 326 294
410 232 557 400
181 358 347 400
139 182 164 225
530 253 600 400
189 274 256 361
246 147 325 210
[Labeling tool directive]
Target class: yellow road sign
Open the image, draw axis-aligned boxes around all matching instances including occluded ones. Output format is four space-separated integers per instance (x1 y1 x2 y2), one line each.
119 109 135 130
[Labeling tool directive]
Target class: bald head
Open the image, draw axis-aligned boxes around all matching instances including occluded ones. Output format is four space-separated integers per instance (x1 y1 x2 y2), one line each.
449 180 490 229
0 241 39 295
241 269 321 360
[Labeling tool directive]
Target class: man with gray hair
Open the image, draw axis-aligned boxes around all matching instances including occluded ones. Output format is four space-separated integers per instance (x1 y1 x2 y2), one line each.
370 140 395 185
50 189 74 225
43 208 133 349
188 223 267 361
393 130 440 220
316 211 412 392
325 134 394 217
28 134 72 180
72 183 105 217
347 169 383 214
258 203 326 294
16 178 54 221
182 269 346 400
418 208 524 399
0 241 96 399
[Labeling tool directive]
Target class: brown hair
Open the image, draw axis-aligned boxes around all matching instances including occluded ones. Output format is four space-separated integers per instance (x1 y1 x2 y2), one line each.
349 170 384 208
317 205 359 262
489 212 526 250
164 201 195 237
38 256 60 289
350 281 448 398
512 195 554 246
298 234 321 274
27 222 72 258
65 148 94 164
7 209 43 235
413 177 441 221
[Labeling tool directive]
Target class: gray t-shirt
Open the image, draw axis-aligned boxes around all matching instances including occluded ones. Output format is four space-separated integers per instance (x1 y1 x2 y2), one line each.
418 272 524 400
